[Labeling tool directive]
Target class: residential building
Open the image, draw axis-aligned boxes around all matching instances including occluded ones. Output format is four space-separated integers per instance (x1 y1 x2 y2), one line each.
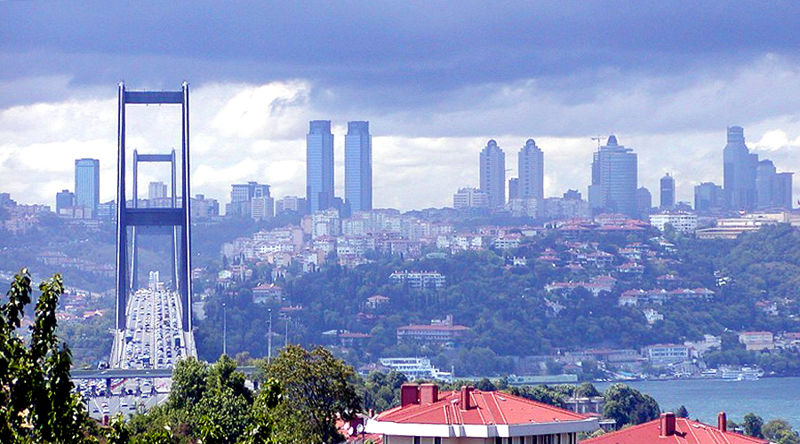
306 120 335 212
542 196 590 220
508 177 519 200
453 187 489 209
643 344 689 364
396 315 467 346
660 173 675 209
694 182 724 212
311 209 341 239
390 270 446 289
479 139 505 209
695 212 786 239
74 158 100 217
365 384 598 443
582 412 766 444
636 187 651 218
519 138 544 200
275 195 306 215
739 331 774 351
191 194 219 219
588 136 638 217
148 181 167 200
650 212 698 233
723 126 758 211
344 121 372 212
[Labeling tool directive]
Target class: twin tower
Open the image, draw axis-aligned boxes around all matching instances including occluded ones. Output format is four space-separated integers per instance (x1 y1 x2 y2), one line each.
306 120 372 214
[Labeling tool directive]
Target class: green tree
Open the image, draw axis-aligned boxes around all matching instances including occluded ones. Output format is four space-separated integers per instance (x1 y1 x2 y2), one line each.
674 405 689 418
263 345 362 443
602 383 660 427
0 269 91 443
763 419 800 444
742 412 764 438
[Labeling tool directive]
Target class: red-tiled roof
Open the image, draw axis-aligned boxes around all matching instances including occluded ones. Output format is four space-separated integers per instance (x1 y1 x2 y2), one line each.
581 417 767 444
397 324 469 332
376 389 588 426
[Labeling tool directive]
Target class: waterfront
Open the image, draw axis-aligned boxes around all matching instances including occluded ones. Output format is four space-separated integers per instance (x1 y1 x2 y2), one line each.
598 377 800 429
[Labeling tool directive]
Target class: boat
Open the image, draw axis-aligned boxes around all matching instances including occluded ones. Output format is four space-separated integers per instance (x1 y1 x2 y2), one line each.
719 366 763 380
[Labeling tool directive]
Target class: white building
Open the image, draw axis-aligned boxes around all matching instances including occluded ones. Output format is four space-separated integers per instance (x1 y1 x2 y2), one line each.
649 212 697 233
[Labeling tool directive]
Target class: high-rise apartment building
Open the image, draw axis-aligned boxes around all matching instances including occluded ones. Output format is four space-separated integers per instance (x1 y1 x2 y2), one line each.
660 173 675 209
723 126 758 211
306 120 334 213
637 187 652 217
345 121 372 212
588 135 638 217
148 181 168 200
453 187 489 209
508 178 519 201
75 158 99 217
479 140 505 209
518 139 544 200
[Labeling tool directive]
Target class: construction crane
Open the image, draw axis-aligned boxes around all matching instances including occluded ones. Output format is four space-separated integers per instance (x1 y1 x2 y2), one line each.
591 136 603 148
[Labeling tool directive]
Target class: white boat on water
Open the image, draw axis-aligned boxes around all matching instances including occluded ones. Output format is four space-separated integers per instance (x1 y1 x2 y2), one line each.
720 366 763 381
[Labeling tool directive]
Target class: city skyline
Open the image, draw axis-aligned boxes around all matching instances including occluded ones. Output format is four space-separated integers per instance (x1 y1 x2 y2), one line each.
3 3 800 211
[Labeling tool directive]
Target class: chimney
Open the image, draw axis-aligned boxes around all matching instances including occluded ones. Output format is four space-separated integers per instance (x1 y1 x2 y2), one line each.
400 383 419 407
660 412 676 437
420 383 439 404
460 386 473 410
718 412 727 432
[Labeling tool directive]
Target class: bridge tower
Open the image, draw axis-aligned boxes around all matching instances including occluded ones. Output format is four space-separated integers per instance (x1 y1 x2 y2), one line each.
115 83 193 333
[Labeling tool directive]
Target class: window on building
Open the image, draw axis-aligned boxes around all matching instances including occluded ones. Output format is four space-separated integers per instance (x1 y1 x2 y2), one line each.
414 437 421 444
434 438 441 444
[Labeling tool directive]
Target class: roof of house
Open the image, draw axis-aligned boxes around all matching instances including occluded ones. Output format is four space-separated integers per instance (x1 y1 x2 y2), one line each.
580 417 767 444
375 389 588 426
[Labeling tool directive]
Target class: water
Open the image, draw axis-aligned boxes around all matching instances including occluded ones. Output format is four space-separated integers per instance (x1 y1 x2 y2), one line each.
597 377 800 428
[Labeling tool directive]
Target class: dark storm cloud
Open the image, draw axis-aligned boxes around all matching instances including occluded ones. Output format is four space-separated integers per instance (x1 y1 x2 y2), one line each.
2 1 800 105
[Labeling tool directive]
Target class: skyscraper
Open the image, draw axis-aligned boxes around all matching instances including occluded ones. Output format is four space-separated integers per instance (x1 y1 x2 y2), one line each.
694 182 723 213
723 126 758 211
774 173 793 209
756 160 776 209
479 140 505 209
660 173 675 209
55 189 75 214
588 135 638 217
307 120 334 213
75 158 99 217
345 121 372 212
518 139 544 200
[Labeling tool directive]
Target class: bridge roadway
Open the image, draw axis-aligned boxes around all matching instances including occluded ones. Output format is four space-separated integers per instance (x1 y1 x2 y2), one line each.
72 366 258 380
110 287 196 369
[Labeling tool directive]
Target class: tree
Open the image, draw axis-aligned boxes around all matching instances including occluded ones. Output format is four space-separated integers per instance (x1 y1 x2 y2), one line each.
602 383 660 427
0 269 91 443
742 412 764 438
263 345 362 443
763 419 800 444
675 405 689 418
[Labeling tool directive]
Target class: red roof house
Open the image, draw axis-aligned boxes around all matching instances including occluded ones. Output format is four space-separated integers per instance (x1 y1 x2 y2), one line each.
581 412 767 444
366 383 597 442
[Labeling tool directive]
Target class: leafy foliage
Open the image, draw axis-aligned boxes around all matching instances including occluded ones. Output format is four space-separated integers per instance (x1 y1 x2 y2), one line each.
262 345 362 443
0 269 92 443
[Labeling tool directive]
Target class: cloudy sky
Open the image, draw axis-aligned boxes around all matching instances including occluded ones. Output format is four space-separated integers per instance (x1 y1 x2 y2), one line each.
2 1 800 211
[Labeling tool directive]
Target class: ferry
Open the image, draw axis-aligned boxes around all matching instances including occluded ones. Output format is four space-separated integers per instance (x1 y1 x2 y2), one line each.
720 366 763 381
